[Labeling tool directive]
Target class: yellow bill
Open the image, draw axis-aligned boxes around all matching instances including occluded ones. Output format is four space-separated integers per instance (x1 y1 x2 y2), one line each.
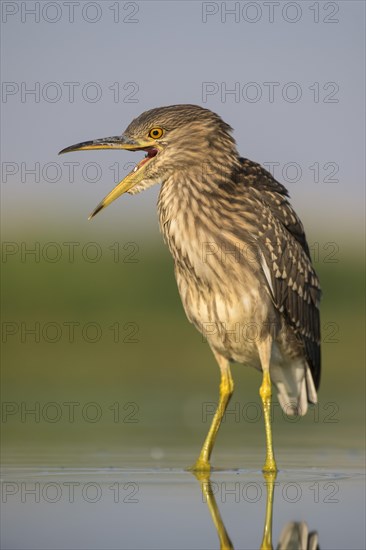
59 135 159 219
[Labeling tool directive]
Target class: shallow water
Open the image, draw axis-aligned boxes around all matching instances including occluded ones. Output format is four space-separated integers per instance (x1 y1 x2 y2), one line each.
1 449 364 550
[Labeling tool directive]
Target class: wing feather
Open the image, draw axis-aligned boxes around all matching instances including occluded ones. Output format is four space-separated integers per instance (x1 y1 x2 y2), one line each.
238 159 322 388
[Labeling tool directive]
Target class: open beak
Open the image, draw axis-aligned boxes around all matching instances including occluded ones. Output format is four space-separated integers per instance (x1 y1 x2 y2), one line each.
59 135 159 219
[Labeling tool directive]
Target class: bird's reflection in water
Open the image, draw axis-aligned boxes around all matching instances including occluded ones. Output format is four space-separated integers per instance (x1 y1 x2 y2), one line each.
194 472 319 550
261 472 276 550
197 471 234 550
277 522 319 550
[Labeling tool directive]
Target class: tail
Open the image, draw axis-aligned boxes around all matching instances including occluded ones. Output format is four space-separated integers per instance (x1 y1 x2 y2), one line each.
271 361 317 416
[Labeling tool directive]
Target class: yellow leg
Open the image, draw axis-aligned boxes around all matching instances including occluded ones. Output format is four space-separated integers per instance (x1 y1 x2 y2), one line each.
259 370 277 473
258 336 277 473
189 353 233 472
260 471 277 550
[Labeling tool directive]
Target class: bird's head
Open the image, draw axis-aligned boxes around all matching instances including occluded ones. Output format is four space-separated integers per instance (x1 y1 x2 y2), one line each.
59 104 238 219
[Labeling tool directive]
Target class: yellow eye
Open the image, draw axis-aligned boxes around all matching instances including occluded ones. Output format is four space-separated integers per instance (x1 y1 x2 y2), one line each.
149 127 164 139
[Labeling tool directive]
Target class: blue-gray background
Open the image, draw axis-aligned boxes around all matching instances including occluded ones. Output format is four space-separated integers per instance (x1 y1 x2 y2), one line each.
2 0 365 239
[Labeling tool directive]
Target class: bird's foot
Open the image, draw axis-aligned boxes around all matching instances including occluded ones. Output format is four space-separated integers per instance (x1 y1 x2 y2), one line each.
187 458 211 474
262 457 277 473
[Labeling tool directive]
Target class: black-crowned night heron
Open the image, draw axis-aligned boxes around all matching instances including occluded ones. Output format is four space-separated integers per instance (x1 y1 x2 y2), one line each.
59 104 321 473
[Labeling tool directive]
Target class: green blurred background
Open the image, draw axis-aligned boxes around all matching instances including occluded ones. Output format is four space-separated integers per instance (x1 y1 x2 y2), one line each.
2 221 364 467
